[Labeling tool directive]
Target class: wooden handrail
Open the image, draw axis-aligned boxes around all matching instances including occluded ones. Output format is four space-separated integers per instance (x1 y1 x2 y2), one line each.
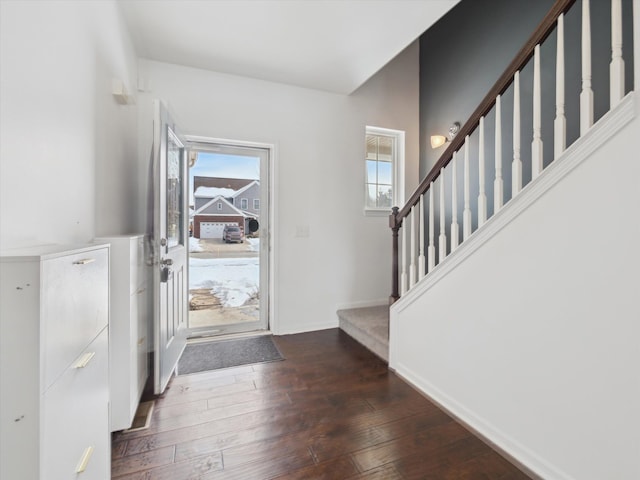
396 0 578 221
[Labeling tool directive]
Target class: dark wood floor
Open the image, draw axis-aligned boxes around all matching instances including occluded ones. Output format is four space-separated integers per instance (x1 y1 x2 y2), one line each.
112 329 531 479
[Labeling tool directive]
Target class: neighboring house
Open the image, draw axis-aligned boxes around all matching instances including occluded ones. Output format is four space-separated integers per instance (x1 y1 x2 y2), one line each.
193 176 253 193
192 178 260 238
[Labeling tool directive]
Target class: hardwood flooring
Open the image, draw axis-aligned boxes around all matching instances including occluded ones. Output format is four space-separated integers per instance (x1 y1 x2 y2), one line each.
112 329 531 479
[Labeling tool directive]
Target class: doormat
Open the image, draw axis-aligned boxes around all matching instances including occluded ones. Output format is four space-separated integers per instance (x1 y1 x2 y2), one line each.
177 335 284 375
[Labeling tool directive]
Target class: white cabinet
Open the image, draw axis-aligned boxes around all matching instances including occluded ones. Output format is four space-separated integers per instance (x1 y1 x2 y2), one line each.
95 234 149 431
0 244 110 480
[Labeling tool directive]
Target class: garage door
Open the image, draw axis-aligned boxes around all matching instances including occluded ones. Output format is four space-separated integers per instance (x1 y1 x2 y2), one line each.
200 222 236 239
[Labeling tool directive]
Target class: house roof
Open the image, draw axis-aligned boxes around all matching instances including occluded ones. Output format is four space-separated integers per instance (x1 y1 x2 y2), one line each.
231 180 259 198
193 195 258 218
195 180 260 199
194 176 254 192
194 186 236 198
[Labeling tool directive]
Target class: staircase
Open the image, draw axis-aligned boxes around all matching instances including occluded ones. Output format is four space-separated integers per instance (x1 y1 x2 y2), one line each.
338 1 638 477
337 306 389 362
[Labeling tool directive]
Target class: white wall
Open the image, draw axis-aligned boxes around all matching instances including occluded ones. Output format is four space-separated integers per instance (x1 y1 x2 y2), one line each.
391 93 640 478
137 41 419 334
0 0 139 249
391 3 640 478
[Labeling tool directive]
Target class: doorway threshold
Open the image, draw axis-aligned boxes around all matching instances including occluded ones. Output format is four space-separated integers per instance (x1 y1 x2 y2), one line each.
187 329 272 344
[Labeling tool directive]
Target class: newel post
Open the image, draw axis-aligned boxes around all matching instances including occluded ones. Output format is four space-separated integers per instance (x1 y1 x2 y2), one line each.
389 206 401 304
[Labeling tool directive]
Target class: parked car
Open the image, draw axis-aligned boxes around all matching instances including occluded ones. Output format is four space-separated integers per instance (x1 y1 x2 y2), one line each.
222 224 244 243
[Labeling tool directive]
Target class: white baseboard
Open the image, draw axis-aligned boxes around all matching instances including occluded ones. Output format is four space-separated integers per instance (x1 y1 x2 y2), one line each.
394 362 574 480
335 298 388 311
277 320 339 336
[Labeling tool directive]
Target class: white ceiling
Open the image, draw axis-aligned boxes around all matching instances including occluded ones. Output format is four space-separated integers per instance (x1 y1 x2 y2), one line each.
118 0 458 95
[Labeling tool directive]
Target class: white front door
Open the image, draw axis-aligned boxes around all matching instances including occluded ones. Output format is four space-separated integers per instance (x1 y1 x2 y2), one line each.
152 100 188 394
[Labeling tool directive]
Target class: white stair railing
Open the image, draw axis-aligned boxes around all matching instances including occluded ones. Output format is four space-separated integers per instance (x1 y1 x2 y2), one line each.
390 0 633 303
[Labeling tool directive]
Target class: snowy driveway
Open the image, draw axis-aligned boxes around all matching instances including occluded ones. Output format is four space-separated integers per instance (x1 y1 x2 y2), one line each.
189 237 259 309
189 256 258 308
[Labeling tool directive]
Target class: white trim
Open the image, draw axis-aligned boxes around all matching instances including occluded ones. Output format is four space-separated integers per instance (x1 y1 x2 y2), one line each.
392 92 635 315
240 198 248 210
278 321 339 335
364 126 405 214
335 298 388 311
253 198 260 210
392 361 568 480
184 135 278 334
233 180 259 198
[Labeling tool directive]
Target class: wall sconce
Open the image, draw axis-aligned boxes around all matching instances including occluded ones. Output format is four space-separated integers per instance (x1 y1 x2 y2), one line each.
430 122 460 149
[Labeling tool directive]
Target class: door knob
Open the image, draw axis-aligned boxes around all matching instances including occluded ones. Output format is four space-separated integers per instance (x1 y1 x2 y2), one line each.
161 258 173 266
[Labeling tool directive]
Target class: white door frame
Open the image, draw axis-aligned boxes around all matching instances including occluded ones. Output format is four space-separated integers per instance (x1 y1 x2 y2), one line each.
184 135 278 335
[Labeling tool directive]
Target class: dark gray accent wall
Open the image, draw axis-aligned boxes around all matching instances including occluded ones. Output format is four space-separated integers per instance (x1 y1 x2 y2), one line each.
419 0 635 181
417 0 634 255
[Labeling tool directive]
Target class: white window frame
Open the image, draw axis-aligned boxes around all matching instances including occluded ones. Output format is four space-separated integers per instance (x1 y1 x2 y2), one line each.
364 126 405 216
254 199 260 210
217 203 222 210
240 198 248 210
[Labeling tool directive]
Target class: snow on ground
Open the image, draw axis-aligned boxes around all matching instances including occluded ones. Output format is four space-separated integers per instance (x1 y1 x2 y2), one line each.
189 237 204 253
247 238 260 252
189 257 258 308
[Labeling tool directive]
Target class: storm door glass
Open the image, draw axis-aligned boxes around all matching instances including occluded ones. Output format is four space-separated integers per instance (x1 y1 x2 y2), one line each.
166 126 185 247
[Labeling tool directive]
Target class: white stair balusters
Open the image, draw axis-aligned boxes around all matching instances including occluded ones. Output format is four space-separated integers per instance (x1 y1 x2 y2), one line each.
418 194 426 280
428 183 436 272
450 153 459 252
610 0 624 107
532 45 543 179
512 71 522 196
409 206 417 289
439 169 447 263
581 0 594 135
400 222 408 296
494 95 504 212
391 0 629 299
463 137 472 240
555 13 567 160
478 116 488 226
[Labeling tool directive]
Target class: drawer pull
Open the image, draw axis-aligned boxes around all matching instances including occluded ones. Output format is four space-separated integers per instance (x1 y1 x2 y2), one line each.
73 258 96 265
75 446 94 473
73 352 95 369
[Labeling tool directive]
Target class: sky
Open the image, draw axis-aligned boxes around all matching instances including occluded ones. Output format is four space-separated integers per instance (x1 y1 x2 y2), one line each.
189 152 260 204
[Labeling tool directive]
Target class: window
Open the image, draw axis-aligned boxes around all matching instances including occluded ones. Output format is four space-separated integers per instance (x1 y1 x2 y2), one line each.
240 198 248 209
254 199 260 210
365 126 404 214
217 203 222 210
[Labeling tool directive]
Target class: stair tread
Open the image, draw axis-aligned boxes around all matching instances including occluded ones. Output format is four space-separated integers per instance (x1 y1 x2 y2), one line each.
337 306 389 362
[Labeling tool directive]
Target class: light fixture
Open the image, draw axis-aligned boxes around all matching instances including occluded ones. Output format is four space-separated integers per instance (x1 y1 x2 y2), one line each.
430 122 461 149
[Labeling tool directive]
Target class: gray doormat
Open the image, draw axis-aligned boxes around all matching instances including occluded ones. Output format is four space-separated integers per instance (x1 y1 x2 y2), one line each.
177 335 284 375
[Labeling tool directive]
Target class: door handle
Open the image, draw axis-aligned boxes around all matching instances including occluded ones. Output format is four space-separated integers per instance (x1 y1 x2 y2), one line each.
160 258 172 283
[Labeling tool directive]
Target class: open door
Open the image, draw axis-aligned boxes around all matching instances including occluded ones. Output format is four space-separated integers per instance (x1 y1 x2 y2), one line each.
151 100 188 394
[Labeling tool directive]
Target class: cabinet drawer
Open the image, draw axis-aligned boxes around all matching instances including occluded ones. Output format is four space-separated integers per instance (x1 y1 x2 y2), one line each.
42 248 108 390
42 328 109 480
